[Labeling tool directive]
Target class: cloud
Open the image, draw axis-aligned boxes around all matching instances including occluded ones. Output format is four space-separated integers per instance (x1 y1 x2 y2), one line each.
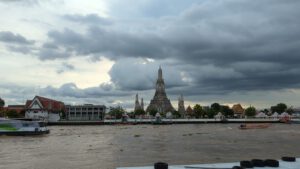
7 45 33 55
0 0 39 5
0 31 35 45
108 58 187 91
38 27 165 60
56 62 75 74
2 0 300 108
37 46 71 60
40 82 130 99
63 13 112 25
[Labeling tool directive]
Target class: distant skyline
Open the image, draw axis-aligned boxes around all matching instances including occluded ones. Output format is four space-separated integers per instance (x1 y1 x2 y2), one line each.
1 0 300 110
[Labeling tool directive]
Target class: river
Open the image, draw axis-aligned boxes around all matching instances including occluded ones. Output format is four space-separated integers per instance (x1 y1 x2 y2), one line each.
1 124 300 169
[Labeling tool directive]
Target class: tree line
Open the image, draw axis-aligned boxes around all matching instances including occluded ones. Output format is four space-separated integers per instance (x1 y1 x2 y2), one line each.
0 97 295 119
107 102 294 119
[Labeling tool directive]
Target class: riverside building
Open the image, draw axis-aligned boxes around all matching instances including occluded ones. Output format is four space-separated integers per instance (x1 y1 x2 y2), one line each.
25 96 65 122
65 104 106 121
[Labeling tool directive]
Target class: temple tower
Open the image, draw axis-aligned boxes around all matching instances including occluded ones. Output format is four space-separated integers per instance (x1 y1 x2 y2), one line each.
134 93 141 112
146 67 174 113
178 94 185 117
141 98 144 111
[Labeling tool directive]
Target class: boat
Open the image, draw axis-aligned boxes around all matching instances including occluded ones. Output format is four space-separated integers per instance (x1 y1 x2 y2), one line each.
116 157 300 169
0 118 50 136
279 116 291 123
290 119 300 124
283 119 300 124
239 123 271 129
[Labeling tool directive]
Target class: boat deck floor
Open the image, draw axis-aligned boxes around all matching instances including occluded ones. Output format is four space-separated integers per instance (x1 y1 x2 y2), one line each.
117 158 300 169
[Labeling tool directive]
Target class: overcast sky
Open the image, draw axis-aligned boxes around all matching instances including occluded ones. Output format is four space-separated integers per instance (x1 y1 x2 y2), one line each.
1 0 300 110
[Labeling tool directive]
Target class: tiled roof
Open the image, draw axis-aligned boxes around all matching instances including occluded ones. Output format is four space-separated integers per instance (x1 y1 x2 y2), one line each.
186 105 194 115
232 104 244 114
26 96 65 111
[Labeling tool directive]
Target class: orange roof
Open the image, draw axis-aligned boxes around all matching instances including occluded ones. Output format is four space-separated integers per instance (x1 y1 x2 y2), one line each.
232 104 244 114
186 105 194 115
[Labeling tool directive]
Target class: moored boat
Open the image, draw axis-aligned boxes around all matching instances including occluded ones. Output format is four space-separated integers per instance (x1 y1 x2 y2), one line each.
239 123 271 129
0 118 49 136
290 119 300 124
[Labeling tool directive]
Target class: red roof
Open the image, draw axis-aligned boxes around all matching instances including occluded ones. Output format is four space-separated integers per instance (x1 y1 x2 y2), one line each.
25 96 65 112
3 105 25 114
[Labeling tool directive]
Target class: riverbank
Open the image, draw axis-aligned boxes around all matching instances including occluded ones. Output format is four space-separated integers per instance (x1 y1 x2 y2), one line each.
48 118 280 125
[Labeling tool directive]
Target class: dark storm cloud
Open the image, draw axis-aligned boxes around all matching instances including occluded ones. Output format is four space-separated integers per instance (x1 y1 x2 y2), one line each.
109 0 199 18
0 31 35 45
4 0 300 97
63 14 112 25
40 1 300 62
39 27 165 60
108 58 187 91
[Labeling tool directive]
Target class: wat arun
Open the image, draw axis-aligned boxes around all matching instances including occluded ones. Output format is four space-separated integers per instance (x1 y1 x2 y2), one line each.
146 67 175 113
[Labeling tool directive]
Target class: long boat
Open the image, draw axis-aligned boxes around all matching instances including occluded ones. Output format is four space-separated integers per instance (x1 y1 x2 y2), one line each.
0 118 50 136
239 123 271 129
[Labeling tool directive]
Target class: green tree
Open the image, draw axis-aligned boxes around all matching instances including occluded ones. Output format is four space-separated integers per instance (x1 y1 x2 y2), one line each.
6 110 21 118
134 109 146 116
221 105 234 117
286 107 294 115
149 108 158 117
0 98 4 109
276 103 287 114
172 110 181 118
263 109 270 115
211 103 221 112
245 106 256 117
271 103 287 114
270 106 278 113
127 111 135 118
108 106 126 119
0 110 5 117
193 104 204 118
206 108 217 118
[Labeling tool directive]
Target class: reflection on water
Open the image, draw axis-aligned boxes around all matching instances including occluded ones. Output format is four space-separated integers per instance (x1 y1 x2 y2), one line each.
1 124 300 169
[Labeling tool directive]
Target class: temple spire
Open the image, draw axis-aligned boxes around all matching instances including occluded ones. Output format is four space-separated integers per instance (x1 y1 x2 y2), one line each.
147 67 174 113
178 94 185 117
135 93 139 102
141 98 144 111
134 93 141 111
158 66 163 80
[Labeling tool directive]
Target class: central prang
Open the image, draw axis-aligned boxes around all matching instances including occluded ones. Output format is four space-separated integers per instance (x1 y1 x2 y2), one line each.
146 66 175 113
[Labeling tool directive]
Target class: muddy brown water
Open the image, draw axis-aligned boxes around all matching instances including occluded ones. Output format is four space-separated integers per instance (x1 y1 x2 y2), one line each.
0 124 300 169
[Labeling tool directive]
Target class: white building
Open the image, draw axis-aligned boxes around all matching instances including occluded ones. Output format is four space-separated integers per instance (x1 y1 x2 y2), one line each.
25 96 65 122
65 104 106 121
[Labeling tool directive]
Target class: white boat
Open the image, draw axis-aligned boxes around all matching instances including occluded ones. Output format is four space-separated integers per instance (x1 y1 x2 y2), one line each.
0 118 49 136
117 158 299 169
